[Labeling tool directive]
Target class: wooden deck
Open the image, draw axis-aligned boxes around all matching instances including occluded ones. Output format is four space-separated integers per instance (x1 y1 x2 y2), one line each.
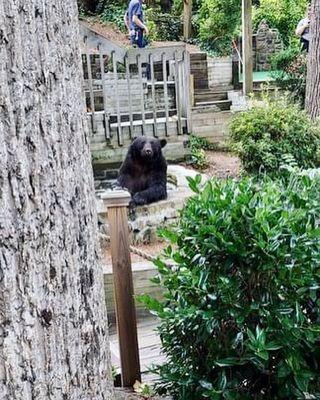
109 315 165 383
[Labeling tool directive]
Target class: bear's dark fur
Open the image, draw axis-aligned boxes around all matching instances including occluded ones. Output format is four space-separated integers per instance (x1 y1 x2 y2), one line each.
117 137 167 207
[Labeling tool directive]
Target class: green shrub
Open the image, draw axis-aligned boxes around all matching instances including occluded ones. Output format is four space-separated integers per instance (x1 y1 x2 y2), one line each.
271 46 307 106
229 98 320 174
141 171 320 399
188 135 214 170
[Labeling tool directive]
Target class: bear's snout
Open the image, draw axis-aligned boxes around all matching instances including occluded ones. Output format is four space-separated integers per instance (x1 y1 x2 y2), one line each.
141 143 153 158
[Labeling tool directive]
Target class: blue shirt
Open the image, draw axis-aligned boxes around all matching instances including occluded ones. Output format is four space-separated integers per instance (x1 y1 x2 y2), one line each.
127 0 144 30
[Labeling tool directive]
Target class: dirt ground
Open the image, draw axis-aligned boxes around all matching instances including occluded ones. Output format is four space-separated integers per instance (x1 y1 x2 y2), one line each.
103 152 241 266
203 151 241 179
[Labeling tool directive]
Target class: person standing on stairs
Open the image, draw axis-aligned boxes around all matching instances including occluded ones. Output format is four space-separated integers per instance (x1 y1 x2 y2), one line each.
124 0 149 48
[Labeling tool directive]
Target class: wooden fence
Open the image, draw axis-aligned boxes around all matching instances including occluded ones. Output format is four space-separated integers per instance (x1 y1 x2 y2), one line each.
80 23 192 148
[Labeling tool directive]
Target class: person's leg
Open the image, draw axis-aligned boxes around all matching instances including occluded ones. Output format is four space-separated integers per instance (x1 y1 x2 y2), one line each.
136 29 144 48
130 36 135 46
136 30 151 79
301 38 309 52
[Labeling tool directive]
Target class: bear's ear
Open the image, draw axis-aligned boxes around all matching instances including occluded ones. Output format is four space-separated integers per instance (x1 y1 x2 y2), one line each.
160 139 167 148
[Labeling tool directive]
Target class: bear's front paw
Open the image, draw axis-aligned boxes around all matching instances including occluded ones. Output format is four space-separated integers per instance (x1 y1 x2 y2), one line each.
132 193 147 207
129 198 137 209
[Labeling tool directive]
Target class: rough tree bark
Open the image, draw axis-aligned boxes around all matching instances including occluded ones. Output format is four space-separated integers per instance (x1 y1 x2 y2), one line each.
306 0 320 120
0 1 113 399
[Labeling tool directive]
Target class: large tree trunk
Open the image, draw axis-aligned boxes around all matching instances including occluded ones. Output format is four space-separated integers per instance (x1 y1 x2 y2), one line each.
306 0 320 119
0 1 113 399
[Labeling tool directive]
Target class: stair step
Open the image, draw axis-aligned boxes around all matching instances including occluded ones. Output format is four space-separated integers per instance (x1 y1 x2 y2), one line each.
194 80 209 90
190 53 207 61
195 100 232 111
195 92 228 101
209 84 234 92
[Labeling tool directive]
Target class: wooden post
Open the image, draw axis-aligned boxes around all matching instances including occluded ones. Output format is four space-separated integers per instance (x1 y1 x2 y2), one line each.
190 74 195 107
242 0 253 95
183 0 192 39
101 191 141 388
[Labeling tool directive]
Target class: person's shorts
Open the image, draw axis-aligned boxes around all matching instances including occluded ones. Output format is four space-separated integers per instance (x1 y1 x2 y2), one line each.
130 29 145 48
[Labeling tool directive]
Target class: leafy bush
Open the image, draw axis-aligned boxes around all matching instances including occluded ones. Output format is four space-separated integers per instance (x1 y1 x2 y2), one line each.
188 135 214 170
271 46 307 106
141 171 320 399
229 98 320 174
253 0 308 45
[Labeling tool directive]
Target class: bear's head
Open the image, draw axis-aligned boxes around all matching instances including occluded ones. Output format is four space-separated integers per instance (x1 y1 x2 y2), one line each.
130 137 167 162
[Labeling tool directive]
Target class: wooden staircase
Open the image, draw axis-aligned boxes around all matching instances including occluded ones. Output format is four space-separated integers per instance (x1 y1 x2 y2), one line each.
190 52 233 112
194 87 233 111
190 51 235 145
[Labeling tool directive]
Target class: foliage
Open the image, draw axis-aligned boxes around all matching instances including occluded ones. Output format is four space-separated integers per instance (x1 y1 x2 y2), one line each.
99 2 127 32
229 97 320 174
171 0 307 55
140 171 320 399
145 7 182 41
133 381 155 398
253 0 308 45
188 135 214 170
198 0 241 56
271 46 307 106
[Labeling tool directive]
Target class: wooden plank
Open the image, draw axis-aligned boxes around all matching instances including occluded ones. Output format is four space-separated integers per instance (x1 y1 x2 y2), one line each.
112 52 123 145
110 116 187 129
149 54 158 137
162 53 169 136
137 54 146 135
125 55 134 139
174 52 183 135
84 37 97 133
184 50 192 134
127 44 186 65
103 192 141 388
242 0 253 95
98 44 111 140
190 73 195 107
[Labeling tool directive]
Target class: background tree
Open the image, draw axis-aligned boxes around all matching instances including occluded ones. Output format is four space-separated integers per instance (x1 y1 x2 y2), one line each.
306 0 320 119
0 1 113 399
78 0 100 13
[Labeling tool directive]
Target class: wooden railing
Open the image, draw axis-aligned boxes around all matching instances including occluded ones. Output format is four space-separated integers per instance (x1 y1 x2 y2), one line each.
80 22 192 146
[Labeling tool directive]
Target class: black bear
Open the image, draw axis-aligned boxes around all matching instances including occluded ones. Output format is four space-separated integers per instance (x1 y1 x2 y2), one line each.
117 137 167 207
